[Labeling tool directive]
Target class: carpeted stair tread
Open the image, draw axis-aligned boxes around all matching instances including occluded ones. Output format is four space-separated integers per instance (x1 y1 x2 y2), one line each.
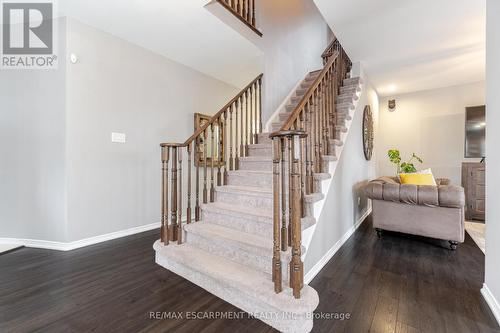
185 221 272 252
154 241 319 317
202 201 272 218
215 185 272 196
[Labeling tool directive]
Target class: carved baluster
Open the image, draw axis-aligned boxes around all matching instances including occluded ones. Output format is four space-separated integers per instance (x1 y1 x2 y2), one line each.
309 96 316 176
258 77 263 139
322 78 328 157
252 0 256 27
289 136 304 299
287 135 292 247
252 83 257 144
299 111 306 217
305 103 313 194
203 130 208 204
187 143 192 224
237 0 241 15
317 84 324 163
161 146 169 244
195 139 201 221
235 99 240 169
248 84 257 144
280 137 287 251
224 111 229 184
328 69 335 152
177 148 183 244
272 137 282 293
210 123 215 202
217 114 224 186
229 105 234 170
247 89 251 151
242 0 247 21
170 147 178 241
240 95 246 157
243 91 248 156
314 91 321 173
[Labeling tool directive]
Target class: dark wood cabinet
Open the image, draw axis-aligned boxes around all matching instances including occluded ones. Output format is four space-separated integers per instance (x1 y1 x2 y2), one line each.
462 162 485 221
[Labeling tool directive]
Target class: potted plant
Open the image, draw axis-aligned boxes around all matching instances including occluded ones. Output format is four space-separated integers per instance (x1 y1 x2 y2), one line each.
388 149 423 174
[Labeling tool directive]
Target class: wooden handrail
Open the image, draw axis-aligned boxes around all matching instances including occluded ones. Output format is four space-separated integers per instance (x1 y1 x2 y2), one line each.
321 37 337 60
280 52 339 131
161 74 263 148
270 38 353 298
159 74 263 246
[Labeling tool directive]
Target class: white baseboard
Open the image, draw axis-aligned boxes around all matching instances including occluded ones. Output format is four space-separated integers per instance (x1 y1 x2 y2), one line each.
482 283 500 326
304 208 371 284
0 222 160 252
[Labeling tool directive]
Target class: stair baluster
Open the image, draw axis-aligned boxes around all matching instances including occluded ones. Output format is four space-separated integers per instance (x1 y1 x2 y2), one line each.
243 91 248 156
161 146 169 244
272 138 282 293
203 130 208 204
170 146 178 241
195 140 201 221
258 77 263 140
187 143 192 224
217 119 222 187
210 124 215 202
235 98 240 169
159 73 262 242
178 148 183 244
229 105 234 170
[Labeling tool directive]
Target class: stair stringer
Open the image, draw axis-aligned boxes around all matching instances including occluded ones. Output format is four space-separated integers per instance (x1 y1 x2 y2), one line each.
264 71 313 132
301 81 364 259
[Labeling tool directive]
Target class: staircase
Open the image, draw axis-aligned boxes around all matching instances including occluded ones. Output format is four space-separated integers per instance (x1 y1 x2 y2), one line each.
154 40 361 332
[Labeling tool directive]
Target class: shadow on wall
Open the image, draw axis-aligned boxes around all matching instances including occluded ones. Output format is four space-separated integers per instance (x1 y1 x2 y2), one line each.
352 180 371 221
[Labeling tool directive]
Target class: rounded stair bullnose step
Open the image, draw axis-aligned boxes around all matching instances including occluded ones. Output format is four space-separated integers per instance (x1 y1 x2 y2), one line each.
154 241 319 333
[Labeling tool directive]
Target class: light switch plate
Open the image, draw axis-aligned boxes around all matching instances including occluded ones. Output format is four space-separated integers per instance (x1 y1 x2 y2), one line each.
111 132 126 143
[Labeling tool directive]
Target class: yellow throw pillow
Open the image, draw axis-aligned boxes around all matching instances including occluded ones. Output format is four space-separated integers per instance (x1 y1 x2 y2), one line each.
399 173 436 186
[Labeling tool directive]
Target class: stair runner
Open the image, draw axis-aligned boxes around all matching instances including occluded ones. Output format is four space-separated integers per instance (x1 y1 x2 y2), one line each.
154 72 363 333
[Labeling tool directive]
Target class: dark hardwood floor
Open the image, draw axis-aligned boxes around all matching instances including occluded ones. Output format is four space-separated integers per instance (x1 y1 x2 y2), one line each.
1 216 498 333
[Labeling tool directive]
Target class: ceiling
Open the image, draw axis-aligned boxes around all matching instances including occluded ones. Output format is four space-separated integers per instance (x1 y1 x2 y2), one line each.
313 0 486 96
59 0 263 88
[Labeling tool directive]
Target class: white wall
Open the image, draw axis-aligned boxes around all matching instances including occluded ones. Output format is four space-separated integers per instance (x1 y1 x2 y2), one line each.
0 19 67 242
378 82 485 184
483 0 500 324
1 18 239 243
257 0 331 121
304 69 379 273
65 19 239 241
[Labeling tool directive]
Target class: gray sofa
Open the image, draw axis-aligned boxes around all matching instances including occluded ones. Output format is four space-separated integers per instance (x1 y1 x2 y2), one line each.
364 176 465 250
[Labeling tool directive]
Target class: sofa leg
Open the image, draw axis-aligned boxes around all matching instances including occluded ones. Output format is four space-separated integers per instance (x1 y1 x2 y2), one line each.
449 241 458 251
376 228 383 238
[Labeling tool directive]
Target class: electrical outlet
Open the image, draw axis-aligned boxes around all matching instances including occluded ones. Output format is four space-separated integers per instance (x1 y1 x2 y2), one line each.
111 132 126 143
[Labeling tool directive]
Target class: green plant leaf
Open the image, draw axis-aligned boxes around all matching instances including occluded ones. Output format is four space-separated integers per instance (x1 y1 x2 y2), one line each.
388 149 401 164
412 153 423 163
401 162 417 173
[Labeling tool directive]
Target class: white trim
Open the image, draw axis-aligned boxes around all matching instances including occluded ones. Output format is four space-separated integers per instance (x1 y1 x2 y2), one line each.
0 222 160 252
481 283 500 326
303 207 371 284
264 72 311 131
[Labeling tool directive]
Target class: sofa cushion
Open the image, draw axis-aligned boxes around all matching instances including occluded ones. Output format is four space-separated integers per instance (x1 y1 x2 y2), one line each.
399 173 436 186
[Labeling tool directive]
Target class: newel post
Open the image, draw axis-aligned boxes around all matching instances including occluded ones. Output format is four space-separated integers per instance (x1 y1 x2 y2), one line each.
289 134 304 298
269 130 307 298
161 145 170 245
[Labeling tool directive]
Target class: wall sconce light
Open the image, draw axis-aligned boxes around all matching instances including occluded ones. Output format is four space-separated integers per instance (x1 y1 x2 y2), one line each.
388 99 396 112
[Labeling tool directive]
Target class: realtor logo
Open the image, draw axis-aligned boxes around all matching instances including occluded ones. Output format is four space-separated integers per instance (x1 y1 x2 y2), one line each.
1 0 57 69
